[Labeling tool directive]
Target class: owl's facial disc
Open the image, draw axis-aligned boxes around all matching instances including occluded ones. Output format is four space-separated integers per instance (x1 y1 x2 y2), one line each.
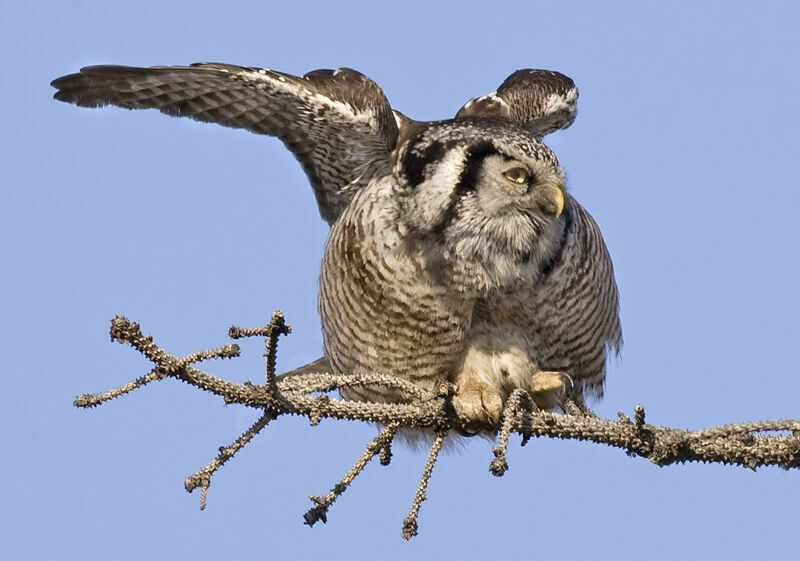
500 174 563 217
489 155 565 218
476 153 565 230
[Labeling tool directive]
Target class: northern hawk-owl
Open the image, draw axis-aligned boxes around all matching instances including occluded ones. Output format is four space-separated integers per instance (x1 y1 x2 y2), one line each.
51 64 621 430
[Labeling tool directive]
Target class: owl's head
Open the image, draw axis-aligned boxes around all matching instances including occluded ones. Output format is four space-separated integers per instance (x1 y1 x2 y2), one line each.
393 120 568 291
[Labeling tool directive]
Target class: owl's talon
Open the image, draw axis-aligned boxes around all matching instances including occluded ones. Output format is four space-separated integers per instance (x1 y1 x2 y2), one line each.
453 383 504 428
529 370 567 409
530 371 565 393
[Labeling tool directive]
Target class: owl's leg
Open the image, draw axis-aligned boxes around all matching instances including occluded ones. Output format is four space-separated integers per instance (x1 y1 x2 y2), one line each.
452 345 532 426
453 343 570 425
452 370 505 427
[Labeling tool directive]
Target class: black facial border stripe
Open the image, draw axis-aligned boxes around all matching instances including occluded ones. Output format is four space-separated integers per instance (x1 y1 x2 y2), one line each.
428 140 498 239
401 139 447 188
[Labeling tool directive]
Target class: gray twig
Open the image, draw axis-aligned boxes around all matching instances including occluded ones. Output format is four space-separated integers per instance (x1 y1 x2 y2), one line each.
402 430 446 540
74 312 800 539
185 413 273 509
305 422 400 526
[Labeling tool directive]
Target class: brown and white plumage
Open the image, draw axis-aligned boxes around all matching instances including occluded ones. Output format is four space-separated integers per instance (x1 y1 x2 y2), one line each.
456 69 578 138
51 64 621 429
470 198 622 404
51 64 397 224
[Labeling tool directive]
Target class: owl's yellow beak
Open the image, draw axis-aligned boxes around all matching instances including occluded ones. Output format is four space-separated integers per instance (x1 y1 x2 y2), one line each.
544 186 565 217
554 188 565 217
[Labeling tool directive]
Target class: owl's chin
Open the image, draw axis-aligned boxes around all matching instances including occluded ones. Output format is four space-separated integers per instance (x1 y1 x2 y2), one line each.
444 249 532 294
455 226 564 292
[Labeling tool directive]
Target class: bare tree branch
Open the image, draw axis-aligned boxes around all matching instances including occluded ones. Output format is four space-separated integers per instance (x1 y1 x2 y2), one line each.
74 311 800 539
185 413 274 509
304 422 399 527
402 430 446 540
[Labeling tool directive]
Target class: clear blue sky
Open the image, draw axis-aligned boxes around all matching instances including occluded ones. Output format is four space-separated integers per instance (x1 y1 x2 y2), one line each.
3 1 799 559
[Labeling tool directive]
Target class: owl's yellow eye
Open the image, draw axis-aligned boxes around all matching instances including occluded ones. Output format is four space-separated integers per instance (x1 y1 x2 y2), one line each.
503 167 529 184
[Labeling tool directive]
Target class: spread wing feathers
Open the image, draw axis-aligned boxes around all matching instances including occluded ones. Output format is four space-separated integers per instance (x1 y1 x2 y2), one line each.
51 63 399 224
455 69 578 138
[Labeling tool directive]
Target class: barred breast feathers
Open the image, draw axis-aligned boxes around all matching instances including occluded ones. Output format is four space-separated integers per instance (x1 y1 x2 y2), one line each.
320 177 474 404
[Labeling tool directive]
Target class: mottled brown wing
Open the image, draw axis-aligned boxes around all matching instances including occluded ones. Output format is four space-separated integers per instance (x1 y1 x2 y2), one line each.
455 69 578 138
51 63 399 224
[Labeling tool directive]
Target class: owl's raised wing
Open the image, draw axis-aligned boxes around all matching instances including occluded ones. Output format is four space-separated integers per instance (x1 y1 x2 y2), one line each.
51 64 399 224
455 69 578 138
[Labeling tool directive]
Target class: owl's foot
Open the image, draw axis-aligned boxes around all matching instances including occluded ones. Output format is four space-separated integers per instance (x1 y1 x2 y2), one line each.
453 378 504 428
529 370 567 410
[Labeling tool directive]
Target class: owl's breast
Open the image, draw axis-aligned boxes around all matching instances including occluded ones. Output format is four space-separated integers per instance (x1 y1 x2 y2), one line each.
480 199 621 399
318 181 473 401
